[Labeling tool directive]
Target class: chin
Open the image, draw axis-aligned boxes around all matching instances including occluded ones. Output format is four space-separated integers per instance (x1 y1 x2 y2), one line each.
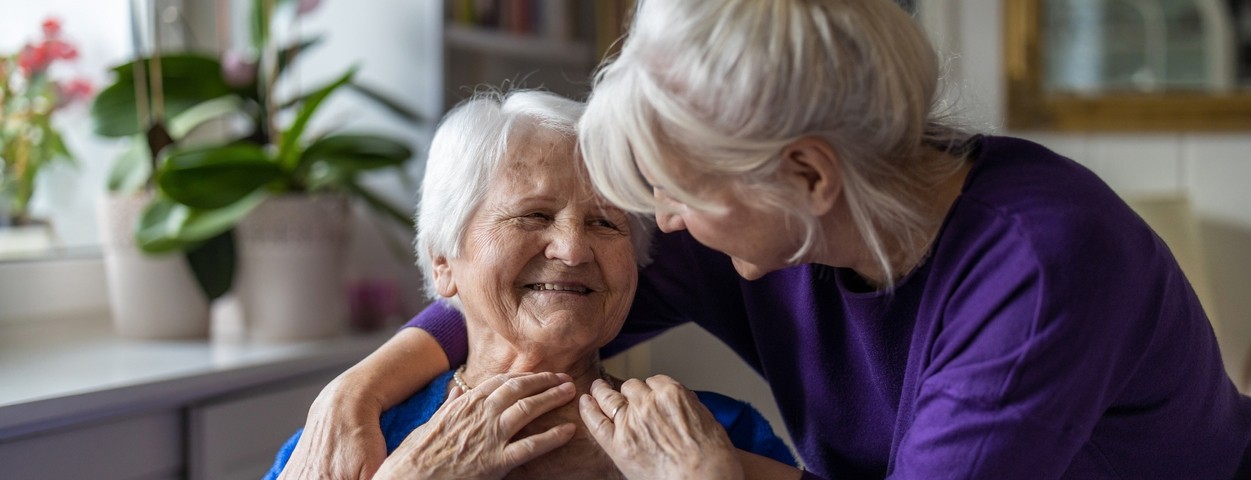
731 258 772 281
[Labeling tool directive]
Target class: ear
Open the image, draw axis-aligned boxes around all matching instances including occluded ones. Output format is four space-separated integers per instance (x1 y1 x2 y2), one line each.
432 255 458 298
780 137 842 216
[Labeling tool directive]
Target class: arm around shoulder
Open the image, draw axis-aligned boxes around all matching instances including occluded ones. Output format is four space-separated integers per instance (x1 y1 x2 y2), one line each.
279 327 450 479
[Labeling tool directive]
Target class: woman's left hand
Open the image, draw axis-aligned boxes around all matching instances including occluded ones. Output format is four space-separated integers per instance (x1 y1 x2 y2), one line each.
579 375 744 480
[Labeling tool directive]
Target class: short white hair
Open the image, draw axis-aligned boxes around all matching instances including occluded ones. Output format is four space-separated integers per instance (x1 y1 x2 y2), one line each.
580 0 969 288
416 89 654 309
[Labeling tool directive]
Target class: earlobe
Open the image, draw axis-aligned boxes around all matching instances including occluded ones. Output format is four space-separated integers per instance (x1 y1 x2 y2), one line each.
432 255 457 298
781 137 842 216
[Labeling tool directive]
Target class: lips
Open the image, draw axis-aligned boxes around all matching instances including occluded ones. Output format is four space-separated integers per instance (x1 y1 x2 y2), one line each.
524 283 592 294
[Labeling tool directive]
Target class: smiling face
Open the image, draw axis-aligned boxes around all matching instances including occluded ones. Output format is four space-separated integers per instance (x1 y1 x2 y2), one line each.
432 127 637 357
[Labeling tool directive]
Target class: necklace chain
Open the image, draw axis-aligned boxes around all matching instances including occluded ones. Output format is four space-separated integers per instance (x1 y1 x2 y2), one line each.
452 364 615 391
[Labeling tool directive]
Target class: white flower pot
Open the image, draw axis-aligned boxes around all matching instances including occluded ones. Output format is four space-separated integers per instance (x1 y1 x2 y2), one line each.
98 192 210 338
236 194 350 341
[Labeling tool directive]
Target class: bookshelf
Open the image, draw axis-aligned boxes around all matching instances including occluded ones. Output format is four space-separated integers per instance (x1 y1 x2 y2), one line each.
441 0 633 111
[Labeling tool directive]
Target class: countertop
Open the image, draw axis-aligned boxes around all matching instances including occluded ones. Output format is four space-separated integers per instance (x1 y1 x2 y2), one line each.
0 316 391 440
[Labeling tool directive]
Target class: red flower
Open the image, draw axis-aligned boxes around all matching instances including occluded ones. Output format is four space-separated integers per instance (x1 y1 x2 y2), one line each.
54 77 94 108
44 39 78 61
17 43 50 77
42 17 62 38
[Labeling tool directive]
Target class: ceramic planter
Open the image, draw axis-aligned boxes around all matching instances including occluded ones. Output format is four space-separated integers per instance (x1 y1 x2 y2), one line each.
98 192 210 338
236 194 350 341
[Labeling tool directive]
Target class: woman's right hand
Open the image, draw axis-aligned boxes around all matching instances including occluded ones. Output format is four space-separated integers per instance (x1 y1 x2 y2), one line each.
374 372 579 480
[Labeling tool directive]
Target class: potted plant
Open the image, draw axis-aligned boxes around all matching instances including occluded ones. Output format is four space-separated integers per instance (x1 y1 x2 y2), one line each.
0 17 92 255
91 0 421 340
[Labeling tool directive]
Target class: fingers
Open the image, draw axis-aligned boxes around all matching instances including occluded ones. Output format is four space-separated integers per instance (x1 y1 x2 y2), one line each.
579 394 615 448
501 423 577 468
591 378 631 422
498 381 576 432
478 372 572 408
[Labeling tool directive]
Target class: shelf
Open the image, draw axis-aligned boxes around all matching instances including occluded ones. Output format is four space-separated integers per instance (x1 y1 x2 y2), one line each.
444 24 595 67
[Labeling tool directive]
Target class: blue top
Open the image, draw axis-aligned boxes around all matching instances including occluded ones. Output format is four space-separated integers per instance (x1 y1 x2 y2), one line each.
407 136 1251 479
265 370 796 478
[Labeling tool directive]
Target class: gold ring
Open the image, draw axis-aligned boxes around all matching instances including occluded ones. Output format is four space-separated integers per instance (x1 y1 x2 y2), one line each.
610 405 623 421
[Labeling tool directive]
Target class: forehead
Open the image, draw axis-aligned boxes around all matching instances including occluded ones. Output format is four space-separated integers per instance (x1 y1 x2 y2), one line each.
486 127 590 198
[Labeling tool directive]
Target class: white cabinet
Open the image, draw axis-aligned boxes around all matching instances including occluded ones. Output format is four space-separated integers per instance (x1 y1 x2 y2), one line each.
188 372 337 480
0 316 389 479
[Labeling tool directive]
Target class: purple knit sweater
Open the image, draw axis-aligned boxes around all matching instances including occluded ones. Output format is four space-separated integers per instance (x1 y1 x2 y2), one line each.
407 136 1251 479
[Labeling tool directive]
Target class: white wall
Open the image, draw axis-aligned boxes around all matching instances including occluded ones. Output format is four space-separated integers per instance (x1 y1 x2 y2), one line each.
274 0 442 317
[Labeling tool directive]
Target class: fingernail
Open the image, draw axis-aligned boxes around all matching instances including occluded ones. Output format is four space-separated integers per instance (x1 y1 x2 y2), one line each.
557 372 573 382
557 382 574 393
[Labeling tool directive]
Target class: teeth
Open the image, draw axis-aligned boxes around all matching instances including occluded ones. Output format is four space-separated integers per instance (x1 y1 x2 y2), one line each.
530 283 589 293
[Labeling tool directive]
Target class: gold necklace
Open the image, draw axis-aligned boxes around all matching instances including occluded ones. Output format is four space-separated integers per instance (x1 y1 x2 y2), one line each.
452 364 616 391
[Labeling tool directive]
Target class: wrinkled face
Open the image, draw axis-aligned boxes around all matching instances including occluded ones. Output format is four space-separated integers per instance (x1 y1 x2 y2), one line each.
434 129 637 353
643 161 805 281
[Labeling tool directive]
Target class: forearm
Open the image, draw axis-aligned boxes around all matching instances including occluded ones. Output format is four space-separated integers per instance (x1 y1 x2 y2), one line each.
737 450 805 480
324 327 450 412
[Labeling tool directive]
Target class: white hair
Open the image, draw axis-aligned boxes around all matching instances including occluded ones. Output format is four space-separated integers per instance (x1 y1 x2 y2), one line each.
416 89 655 309
580 0 970 289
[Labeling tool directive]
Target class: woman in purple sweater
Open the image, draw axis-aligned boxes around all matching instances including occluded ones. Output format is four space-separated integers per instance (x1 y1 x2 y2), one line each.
281 0 1251 478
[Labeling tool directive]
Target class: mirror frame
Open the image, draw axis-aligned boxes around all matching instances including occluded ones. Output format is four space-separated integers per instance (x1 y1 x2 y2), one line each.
1004 0 1251 131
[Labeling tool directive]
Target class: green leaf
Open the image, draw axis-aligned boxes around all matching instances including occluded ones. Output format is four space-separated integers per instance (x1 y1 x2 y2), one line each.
91 55 236 138
299 134 412 173
277 68 356 171
136 196 194 253
347 81 423 123
137 192 268 253
168 95 245 139
184 230 235 300
108 136 152 194
157 144 281 209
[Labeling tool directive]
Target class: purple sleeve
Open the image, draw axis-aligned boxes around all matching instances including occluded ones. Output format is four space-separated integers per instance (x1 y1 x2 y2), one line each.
402 300 469 367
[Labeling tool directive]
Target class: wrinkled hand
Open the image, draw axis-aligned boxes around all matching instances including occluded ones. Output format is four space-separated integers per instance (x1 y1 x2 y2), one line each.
279 386 388 480
579 375 743 480
374 372 578 480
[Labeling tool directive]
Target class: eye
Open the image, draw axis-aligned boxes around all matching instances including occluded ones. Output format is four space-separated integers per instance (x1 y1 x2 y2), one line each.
589 217 629 235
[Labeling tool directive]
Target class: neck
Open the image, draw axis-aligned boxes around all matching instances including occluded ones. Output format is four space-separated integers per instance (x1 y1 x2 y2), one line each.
460 326 608 392
820 149 971 288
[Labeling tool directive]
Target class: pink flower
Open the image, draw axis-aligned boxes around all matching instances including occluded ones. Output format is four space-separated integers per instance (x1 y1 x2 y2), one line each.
54 78 94 108
219 50 258 87
297 0 323 16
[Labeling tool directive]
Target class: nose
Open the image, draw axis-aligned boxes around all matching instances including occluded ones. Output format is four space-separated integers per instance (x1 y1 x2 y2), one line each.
654 189 687 233
655 209 686 233
546 224 594 266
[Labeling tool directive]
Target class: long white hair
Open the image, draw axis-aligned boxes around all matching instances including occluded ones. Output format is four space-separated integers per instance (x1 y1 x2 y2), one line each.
580 0 969 288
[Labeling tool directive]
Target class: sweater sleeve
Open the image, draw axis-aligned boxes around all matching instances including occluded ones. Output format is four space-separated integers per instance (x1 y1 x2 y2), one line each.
403 301 470 367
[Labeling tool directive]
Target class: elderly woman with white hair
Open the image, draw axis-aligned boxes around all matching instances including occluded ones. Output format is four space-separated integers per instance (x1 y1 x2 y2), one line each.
284 1 1251 479
265 90 794 480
